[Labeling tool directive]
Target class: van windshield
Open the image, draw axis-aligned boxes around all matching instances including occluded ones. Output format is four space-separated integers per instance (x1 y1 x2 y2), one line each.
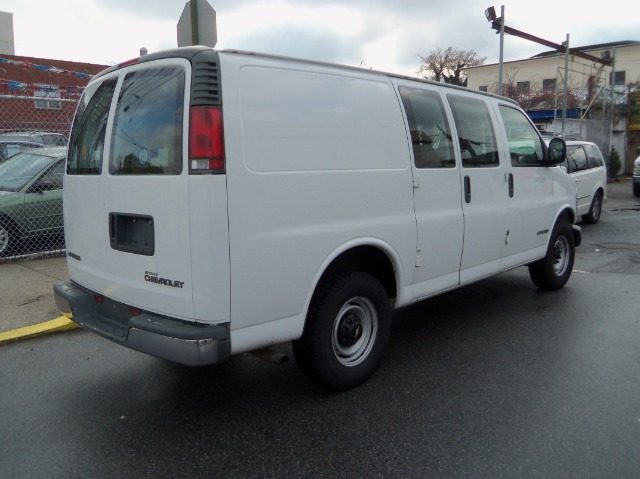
109 66 185 175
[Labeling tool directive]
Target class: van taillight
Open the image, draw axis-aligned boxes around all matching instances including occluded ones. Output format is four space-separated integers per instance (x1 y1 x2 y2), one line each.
189 106 225 174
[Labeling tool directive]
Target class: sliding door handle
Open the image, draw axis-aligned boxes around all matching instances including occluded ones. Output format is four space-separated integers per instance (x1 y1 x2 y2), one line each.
464 175 471 203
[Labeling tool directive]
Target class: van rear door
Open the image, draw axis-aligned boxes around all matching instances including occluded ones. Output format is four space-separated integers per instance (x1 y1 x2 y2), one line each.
65 60 196 320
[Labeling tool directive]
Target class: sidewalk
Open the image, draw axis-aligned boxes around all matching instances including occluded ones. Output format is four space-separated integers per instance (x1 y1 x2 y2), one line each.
0 255 73 340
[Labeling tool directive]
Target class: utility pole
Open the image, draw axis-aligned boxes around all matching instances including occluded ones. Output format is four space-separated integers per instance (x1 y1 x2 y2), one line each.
498 5 505 95
609 48 617 172
562 34 569 136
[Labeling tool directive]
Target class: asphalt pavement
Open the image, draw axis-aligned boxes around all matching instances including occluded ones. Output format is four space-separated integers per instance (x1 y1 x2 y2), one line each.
0 176 636 344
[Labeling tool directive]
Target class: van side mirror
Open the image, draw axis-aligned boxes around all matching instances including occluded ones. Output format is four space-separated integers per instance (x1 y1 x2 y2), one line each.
546 138 566 165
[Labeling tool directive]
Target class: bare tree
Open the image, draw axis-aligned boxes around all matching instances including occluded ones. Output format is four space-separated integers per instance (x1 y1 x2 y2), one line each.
498 68 581 112
417 47 486 86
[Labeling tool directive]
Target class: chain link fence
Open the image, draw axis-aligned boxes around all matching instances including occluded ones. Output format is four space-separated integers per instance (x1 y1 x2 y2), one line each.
0 94 77 262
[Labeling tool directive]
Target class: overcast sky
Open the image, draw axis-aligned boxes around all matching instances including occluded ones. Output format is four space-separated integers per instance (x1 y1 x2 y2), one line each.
2 0 638 76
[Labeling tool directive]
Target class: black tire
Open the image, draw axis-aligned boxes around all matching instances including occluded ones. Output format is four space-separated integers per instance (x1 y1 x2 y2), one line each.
528 219 575 290
0 219 17 257
293 271 392 391
633 183 640 198
581 191 602 224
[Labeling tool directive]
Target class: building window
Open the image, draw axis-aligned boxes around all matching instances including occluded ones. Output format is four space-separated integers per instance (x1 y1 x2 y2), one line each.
610 70 626 85
542 78 556 91
516 81 530 93
479 85 488 92
34 84 61 110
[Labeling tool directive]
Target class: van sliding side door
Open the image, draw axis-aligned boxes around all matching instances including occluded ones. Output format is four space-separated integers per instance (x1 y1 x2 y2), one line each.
395 82 464 298
446 93 510 284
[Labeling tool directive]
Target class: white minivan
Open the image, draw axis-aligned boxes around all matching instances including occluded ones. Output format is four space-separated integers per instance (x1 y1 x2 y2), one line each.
562 140 607 224
54 47 580 390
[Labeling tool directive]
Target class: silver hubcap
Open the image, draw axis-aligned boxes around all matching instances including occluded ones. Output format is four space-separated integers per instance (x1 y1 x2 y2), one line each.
332 297 378 367
552 235 570 276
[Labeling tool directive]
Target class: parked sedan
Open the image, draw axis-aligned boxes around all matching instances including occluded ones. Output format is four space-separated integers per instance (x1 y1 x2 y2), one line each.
0 140 46 163
0 131 68 147
0 148 66 256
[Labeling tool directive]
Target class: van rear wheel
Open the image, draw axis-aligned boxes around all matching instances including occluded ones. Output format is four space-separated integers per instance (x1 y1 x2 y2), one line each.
528 219 575 290
293 272 391 391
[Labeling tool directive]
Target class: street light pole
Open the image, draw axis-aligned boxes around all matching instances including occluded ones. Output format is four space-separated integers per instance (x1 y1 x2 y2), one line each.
485 5 505 96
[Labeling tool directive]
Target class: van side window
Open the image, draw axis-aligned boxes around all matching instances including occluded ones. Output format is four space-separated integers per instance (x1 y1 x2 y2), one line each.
109 66 185 175
498 105 545 166
67 78 117 175
398 87 455 168
585 144 604 168
447 95 499 168
568 146 588 171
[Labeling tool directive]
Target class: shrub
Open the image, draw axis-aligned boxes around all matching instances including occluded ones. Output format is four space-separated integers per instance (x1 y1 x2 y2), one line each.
609 146 621 180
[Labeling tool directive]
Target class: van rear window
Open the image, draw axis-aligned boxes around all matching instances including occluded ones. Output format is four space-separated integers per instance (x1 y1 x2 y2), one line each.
67 78 117 175
109 66 185 175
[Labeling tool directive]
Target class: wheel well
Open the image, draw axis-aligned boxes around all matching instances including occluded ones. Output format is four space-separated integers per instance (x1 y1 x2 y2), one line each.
316 246 397 301
559 207 574 226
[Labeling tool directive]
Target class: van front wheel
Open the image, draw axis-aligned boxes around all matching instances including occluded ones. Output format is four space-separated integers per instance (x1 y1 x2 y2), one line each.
293 272 391 391
528 220 575 290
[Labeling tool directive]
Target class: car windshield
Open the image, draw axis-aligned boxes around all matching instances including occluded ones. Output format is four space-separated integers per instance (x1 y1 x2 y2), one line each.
0 152 56 192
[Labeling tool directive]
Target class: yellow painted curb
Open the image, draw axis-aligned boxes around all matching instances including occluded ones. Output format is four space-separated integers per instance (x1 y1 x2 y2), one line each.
0 316 78 345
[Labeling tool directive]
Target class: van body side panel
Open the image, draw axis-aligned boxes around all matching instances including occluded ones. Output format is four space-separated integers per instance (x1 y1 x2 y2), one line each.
219 53 416 337
188 175 231 324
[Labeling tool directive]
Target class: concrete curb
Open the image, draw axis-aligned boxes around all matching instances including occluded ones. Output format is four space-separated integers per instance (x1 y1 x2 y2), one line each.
0 316 78 345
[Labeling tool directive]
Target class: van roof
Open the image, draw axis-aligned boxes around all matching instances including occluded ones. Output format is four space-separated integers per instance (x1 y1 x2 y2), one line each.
92 46 518 106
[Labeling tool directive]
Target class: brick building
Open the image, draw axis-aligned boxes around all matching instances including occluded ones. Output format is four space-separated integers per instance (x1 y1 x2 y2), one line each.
0 54 107 136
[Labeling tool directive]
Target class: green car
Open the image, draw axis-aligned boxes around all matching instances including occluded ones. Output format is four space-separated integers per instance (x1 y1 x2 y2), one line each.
0 148 66 256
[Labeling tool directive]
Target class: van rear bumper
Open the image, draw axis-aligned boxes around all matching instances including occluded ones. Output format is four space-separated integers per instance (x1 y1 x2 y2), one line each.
53 280 230 366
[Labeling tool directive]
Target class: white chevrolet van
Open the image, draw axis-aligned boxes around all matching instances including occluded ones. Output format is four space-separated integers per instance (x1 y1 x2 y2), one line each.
54 47 580 390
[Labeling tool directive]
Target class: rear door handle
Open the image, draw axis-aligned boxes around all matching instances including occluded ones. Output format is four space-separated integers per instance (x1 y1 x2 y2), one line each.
508 173 514 198
464 175 471 203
